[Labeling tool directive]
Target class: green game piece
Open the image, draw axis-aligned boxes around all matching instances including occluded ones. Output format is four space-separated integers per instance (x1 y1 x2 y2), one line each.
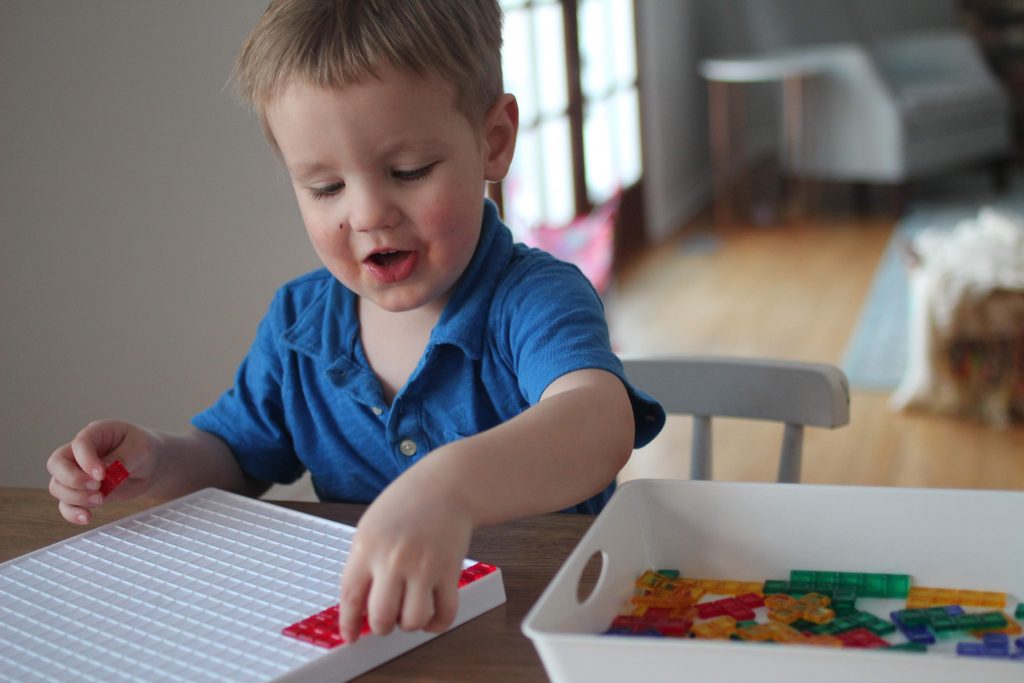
655 569 680 578
896 609 927 627
1015 603 1024 620
929 612 957 633
885 574 911 599
863 574 887 598
790 570 814 584
763 580 788 594
866 617 897 636
978 612 1008 630
836 572 862 588
953 613 976 629
736 620 758 630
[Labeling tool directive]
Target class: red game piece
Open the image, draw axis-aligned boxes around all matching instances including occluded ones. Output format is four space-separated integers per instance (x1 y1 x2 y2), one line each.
99 460 129 496
284 562 500 648
458 562 497 586
836 627 890 649
282 605 370 649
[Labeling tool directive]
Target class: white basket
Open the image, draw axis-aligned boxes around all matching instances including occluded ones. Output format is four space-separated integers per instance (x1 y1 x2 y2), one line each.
523 480 1024 682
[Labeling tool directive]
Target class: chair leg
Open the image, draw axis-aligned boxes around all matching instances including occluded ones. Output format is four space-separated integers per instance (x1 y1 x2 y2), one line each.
691 416 712 480
777 423 803 483
990 158 1010 193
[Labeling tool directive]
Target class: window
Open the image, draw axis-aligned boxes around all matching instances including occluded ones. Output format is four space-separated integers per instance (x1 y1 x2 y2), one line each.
498 0 641 241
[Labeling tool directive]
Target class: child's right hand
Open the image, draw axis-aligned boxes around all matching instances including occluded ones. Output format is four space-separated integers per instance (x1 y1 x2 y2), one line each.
46 419 162 525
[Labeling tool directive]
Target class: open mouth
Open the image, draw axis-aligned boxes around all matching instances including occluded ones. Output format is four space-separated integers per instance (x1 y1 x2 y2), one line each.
363 249 418 284
367 250 410 266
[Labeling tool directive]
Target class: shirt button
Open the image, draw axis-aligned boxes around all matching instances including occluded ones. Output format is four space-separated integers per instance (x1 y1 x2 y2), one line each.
371 406 383 416
399 439 417 457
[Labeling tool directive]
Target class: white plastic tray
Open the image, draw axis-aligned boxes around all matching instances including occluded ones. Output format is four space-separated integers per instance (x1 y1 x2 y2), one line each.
0 488 505 683
523 480 1023 682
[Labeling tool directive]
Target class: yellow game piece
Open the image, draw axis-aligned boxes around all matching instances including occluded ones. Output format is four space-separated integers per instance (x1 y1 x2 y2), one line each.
803 634 843 648
767 608 801 625
907 586 1007 609
803 606 836 625
691 615 737 639
764 594 798 611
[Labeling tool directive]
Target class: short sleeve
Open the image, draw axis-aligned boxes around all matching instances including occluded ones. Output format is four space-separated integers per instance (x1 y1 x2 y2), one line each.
191 293 305 484
494 250 665 448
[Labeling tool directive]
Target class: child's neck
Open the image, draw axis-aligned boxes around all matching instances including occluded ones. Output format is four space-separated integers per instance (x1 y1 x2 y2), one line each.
358 298 443 405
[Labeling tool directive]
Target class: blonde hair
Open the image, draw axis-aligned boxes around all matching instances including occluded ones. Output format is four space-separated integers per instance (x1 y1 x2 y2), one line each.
233 0 504 132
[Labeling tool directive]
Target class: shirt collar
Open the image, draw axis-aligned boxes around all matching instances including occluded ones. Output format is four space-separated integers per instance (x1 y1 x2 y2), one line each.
281 199 511 364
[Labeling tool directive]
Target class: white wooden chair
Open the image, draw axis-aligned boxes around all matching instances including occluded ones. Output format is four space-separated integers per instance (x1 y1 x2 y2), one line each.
621 356 850 483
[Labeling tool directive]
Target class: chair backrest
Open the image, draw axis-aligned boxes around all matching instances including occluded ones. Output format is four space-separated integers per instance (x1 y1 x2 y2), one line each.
621 356 850 483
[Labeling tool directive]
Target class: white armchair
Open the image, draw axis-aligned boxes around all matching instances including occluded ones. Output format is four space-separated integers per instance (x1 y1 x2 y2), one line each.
733 0 1013 186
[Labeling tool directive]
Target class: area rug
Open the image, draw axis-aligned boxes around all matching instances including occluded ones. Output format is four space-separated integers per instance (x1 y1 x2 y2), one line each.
840 172 1024 391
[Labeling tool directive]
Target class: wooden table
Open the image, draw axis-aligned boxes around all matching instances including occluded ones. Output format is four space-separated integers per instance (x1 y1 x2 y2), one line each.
0 488 597 682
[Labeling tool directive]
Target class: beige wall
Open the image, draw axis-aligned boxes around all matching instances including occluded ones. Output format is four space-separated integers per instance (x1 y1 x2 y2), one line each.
1 1 321 488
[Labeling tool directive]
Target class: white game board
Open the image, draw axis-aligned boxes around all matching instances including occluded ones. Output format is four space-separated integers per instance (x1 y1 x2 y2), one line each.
0 488 506 683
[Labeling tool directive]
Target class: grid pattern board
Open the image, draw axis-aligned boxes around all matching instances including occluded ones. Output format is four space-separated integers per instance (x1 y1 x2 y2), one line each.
0 489 352 683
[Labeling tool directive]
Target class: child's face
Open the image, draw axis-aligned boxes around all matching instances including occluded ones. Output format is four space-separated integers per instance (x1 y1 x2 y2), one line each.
265 67 515 315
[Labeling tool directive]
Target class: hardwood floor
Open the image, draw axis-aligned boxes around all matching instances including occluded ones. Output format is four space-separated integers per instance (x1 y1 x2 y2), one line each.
608 208 1024 491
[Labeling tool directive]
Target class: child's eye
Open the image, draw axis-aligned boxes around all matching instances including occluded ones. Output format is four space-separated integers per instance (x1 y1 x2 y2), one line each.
393 162 438 182
309 182 343 201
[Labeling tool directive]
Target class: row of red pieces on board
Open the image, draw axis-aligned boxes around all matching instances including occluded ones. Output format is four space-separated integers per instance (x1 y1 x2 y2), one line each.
282 562 499 649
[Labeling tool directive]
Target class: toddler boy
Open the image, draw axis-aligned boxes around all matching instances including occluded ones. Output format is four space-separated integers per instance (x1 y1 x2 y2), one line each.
47 0 664 643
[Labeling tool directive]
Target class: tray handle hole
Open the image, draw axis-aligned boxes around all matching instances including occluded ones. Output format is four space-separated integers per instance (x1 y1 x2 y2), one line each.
575 550 606 605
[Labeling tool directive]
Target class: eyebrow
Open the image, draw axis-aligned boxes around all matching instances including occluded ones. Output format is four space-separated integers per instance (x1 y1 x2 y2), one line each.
290 162 336 182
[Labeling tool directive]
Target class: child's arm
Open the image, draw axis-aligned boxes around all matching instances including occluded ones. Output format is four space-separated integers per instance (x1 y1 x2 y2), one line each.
46 420 269 524
338 367 633 642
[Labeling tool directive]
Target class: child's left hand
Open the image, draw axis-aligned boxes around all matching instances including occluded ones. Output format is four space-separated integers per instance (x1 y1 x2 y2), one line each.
338 476 473 643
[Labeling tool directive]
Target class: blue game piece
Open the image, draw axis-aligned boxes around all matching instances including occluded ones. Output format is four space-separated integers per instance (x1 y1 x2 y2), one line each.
890 610 936 645
983 633 1011 657
957 642 985 657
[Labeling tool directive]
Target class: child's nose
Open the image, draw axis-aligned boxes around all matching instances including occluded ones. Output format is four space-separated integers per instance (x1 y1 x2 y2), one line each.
347 183 398 233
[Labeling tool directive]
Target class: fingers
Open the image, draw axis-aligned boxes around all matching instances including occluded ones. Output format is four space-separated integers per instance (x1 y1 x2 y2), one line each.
424 583 459 633
47 420 138 525
57 500 93 525
46 443 101 491
339 566 462 643
367 573 404 636
338 562 372 643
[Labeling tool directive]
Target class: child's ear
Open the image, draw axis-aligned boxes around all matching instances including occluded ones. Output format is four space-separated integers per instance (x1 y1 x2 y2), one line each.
483 94 519 182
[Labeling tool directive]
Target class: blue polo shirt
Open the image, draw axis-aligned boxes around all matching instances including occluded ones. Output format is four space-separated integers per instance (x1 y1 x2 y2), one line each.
193 201 665 513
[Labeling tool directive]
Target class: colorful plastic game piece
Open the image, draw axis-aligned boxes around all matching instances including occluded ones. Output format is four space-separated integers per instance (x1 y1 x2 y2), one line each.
458 562 498 586
284 562 500 649
282 605 369 648
735 621 804 644
692 578 764 596
98 459 129 496
835 627 890 649
691 615 737 639
791 570 909 599
906 586 1006 609
956 642 986 657
696 595 758 621
1016 603 1024 620
890 610 937 645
